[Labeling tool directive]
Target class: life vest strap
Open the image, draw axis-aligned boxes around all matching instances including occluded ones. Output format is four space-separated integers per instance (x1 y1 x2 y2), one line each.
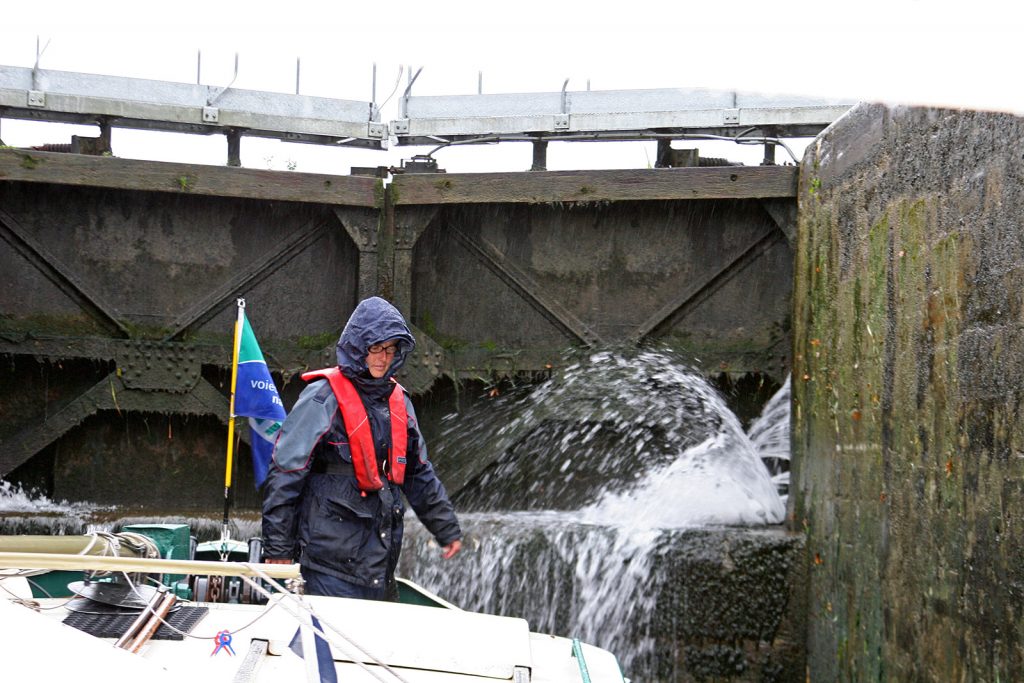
301 367 409 490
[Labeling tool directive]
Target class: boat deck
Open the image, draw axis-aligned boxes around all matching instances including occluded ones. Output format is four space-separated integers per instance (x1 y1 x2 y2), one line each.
0 574 624 683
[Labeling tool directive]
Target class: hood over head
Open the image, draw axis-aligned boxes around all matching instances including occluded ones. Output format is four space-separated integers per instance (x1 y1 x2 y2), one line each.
336 297 415 382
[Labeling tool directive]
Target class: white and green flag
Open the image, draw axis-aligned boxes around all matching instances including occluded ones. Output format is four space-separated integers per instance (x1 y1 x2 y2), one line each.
234 313 286 487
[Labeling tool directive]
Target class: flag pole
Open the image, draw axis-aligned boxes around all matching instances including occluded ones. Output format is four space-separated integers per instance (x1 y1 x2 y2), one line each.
221 298 245 555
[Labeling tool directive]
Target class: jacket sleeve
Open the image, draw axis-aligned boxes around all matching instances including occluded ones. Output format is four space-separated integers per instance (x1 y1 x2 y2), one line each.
400 394 462 546
261 380 336 559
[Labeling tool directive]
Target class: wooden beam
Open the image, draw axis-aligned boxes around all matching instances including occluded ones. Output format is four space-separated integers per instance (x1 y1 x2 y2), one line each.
0 148 380 207
391 166 798 205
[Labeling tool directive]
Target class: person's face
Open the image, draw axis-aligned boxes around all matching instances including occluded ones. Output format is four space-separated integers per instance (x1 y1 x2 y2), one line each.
365 340 399 378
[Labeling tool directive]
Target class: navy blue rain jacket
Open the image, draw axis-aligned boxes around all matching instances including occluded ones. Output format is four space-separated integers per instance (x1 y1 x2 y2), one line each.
261 297 461 591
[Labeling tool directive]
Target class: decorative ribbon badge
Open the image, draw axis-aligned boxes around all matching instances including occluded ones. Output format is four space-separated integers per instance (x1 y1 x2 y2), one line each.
211 630 235 656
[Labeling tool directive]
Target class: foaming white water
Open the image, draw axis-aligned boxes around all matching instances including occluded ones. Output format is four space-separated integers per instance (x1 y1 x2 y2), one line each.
747 376 791 497
569 351 784 526
401 512 664 676
576 366 787 529
579 431 785 529
405 352 794 679
0 481 104 535
447 349 785 519
0 480 95 514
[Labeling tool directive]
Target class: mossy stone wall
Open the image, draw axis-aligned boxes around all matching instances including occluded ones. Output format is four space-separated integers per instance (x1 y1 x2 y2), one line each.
792 103 1024 680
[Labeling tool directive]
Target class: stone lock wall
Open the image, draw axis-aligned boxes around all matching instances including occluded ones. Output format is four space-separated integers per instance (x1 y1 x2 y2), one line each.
792 103 1024 680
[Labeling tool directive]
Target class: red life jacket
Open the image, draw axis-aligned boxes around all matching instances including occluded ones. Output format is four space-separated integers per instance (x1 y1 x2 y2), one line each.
300 367 408 491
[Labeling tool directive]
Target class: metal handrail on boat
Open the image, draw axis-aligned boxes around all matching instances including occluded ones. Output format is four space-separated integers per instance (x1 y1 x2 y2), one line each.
571 638 592 683
0 552 301 579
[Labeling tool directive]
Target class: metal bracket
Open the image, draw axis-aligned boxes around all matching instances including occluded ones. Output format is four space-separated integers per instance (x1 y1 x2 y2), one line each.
399 67 423 119
202 107 219 123
27 90 45 108
367 122 386 139
206 53 239 107
555 78 572 130
391 119 410 135
723 108 740 125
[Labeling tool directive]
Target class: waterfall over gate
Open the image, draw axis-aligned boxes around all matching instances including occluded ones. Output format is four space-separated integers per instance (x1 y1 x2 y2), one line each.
400 351 802 681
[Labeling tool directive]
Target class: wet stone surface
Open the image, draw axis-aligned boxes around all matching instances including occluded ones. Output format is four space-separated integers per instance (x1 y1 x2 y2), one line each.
792 103 1024 681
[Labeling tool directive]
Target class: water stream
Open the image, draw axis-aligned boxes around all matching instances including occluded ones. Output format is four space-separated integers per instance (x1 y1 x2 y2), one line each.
442 349 784 523
748 376 791 499
400 350 790 679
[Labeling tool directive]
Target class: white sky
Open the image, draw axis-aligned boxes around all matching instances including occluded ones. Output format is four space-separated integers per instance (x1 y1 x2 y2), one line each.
2 0 1020 173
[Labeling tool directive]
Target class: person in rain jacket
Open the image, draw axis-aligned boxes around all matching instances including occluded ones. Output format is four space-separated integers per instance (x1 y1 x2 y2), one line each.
262 297 462 599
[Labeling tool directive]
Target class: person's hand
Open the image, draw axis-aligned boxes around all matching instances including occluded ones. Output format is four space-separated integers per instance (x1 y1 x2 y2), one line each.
441 540 462 559
263 557 293 565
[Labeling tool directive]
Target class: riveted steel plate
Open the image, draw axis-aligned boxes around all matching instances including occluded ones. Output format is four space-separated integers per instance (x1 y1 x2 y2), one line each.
116 341 203 393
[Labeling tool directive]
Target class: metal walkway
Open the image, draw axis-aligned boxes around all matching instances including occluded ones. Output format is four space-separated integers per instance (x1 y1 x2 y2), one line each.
396 82 853 144
0 63 856 165
0 65 387 151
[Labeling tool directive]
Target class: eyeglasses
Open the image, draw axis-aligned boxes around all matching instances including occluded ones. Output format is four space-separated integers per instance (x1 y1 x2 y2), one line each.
368 343 399 356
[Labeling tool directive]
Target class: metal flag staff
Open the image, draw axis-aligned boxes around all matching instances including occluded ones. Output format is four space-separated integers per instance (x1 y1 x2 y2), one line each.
221 298 246 559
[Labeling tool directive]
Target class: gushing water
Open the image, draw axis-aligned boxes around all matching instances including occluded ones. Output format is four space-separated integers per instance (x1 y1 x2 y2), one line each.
748 376 791 499
0 481 262 539
402 513 668 674
0 481 83 514
0 481 102 535
445 349 783 524
402 349 791 678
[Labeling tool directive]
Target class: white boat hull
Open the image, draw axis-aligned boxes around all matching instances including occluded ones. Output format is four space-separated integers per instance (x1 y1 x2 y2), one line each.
1 569 624 683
